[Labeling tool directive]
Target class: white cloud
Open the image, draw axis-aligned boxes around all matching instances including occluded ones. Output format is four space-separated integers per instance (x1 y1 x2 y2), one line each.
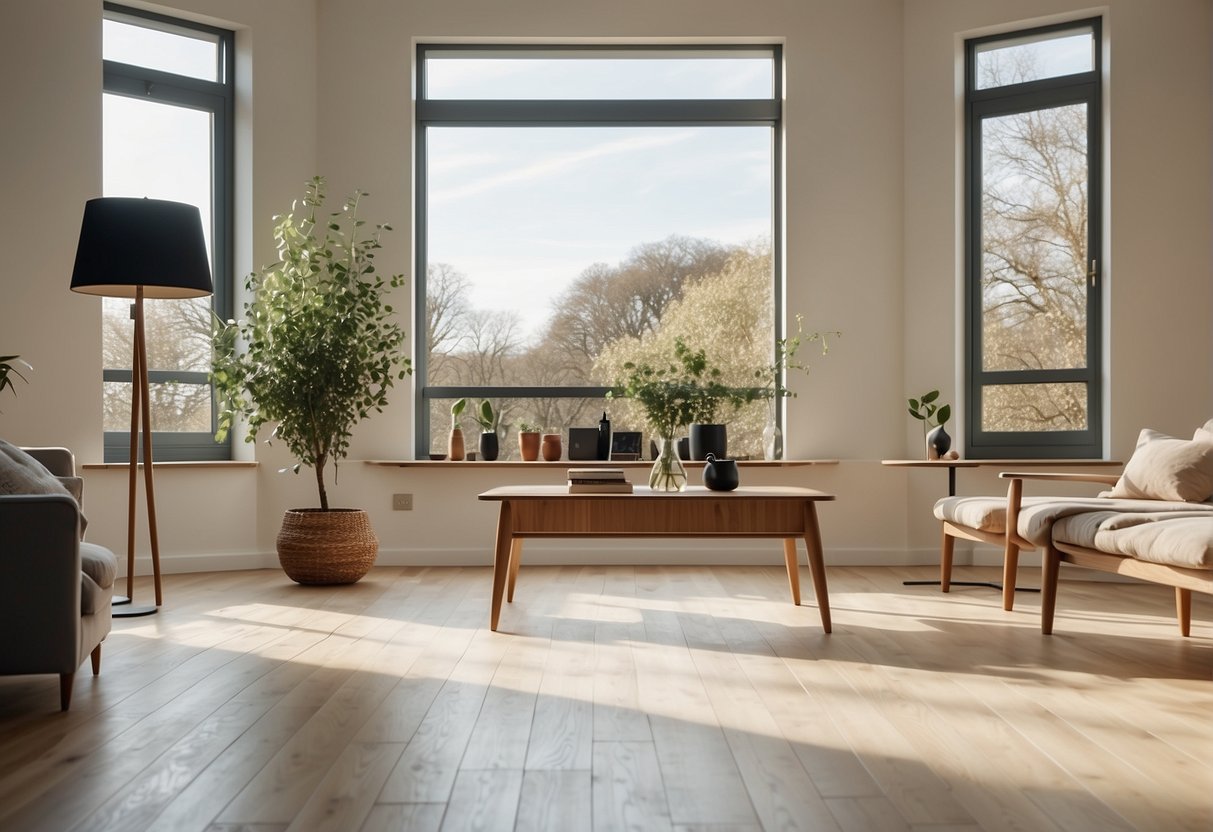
430 130 697 203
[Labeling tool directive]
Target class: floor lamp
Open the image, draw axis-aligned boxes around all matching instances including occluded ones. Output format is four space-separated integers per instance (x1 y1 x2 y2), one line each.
70 197 213 617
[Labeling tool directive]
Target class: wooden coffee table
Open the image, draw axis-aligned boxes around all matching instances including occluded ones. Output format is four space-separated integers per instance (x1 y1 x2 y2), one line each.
478 485 835 633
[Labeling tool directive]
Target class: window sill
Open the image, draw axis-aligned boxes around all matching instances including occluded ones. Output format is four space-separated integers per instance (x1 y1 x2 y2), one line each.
366 459 838 469
881 459 1121 468
82 460 258 470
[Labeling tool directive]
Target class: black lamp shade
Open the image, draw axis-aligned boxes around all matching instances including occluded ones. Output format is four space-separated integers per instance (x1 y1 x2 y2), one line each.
70 197 213 299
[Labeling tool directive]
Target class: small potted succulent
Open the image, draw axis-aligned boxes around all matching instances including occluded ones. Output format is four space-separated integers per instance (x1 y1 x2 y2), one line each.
518 421 541 461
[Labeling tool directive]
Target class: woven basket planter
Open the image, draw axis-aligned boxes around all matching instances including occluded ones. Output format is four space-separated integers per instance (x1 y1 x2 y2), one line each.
276 508 379 585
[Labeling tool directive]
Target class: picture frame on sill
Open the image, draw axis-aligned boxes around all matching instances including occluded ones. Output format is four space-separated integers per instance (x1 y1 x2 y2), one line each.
610 431 642 461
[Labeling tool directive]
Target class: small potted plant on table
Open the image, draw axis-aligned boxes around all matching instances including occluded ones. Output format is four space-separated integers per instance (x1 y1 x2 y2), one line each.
611 338 706 491
908 389 952 459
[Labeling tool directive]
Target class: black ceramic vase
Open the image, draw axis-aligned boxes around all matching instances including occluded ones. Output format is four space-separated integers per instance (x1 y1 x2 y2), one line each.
702 453 740 492
926 424 951 460
479 431 499 462
689 423 728 461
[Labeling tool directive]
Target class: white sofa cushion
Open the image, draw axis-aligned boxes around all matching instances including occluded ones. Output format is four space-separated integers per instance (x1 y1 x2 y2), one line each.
1107 428 1213 503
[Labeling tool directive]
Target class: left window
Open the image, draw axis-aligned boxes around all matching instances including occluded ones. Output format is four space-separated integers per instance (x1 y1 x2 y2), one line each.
102 3 234 461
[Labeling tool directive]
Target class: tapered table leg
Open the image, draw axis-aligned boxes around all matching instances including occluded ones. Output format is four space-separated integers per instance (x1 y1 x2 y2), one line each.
507 538 523 603
490 501 514 631
782 538 801 605
802 503 832 633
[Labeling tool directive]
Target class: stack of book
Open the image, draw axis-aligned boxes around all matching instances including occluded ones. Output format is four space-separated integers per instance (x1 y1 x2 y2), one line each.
567 467 633 493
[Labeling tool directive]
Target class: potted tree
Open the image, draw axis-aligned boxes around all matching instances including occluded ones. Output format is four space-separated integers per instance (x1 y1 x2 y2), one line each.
212 177 410 584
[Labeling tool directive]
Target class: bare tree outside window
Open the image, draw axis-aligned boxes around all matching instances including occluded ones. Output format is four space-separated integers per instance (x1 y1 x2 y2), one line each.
967 20 1100 457
980 102 1089 431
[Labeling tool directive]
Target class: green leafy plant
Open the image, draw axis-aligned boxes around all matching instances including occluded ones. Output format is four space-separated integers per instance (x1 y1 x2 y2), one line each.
908 389 951 439
212 176 411 510
471 400 500 434
450 398 468 428
0 355 31 410
611 337 740 436
518 421 541 434
754 314 836 400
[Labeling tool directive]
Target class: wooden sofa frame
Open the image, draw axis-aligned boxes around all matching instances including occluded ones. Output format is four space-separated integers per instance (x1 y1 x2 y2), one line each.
942 471 1121 611
996 472 1212 637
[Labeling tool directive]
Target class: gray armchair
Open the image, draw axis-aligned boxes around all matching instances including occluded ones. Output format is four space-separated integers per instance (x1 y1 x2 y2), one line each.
0 447 117 710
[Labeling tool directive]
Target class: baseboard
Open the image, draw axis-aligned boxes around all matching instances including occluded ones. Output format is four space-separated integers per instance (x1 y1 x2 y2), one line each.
114 544 1134 581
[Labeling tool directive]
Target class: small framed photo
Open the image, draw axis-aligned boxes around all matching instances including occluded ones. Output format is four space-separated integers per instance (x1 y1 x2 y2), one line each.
610 431 642 461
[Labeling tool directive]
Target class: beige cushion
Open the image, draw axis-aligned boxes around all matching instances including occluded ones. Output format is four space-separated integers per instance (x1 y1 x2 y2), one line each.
1052 511 1213 570
1195 419 1213 444
80 543 118 615
0 440 88 534
1107 429 1213 502
0 439 71 497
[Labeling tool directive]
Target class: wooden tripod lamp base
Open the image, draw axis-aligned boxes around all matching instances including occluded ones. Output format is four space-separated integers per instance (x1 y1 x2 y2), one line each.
68 197 214 618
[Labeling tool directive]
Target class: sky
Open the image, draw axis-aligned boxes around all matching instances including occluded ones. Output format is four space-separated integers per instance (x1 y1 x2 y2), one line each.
424 54 775 343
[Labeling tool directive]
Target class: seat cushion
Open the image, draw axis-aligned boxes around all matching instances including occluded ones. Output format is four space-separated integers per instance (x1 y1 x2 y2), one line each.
1052 511 1213 570
934 495 1066 533
80 542 118 615
938 493 1213 547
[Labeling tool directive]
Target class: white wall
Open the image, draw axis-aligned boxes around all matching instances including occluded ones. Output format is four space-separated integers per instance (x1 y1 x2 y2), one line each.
0 0 1208 578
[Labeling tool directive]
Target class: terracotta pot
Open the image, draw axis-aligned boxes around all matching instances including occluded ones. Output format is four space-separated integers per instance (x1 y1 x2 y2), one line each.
519 431 541 461
276 508 378 585
541 433 562 461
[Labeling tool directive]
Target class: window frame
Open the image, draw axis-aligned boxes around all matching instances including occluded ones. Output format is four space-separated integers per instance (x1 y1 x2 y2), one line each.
101 3 235 462
414 43 783 458
964 18 1103 459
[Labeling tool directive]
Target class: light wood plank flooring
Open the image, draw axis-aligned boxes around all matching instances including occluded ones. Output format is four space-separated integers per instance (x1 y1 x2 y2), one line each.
0 564 1209 832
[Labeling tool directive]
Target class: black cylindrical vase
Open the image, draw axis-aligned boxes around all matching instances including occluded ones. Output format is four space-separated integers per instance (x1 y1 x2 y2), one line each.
479 432 500 462
689 423 727 461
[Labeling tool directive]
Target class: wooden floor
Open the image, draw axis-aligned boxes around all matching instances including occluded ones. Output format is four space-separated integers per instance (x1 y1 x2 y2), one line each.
0 565 1209 832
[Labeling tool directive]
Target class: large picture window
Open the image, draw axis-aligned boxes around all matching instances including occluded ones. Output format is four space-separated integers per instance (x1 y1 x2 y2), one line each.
416 46 781 458
102 3 234 461
965 20 1102 458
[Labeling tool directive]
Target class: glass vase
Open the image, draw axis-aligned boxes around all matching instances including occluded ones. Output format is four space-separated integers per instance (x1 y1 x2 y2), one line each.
649 434 688 492
762 399 783 461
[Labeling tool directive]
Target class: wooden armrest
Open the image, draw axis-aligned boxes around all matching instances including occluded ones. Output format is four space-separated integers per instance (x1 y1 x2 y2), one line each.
998 471 1121 486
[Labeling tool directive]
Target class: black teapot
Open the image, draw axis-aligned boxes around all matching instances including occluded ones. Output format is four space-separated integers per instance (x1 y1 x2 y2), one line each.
702 453 739 492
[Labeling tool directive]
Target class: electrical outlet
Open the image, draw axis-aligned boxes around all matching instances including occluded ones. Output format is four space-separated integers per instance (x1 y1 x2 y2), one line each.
392 493 413 511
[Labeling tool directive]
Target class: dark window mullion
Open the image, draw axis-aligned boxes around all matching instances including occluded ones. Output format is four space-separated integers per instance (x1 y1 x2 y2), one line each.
417 98 779 125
